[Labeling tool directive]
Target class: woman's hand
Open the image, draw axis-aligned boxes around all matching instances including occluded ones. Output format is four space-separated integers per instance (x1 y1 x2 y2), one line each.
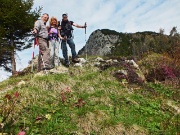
49 31 54 34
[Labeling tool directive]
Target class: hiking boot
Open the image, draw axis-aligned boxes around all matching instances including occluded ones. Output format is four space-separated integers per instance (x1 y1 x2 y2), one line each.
72 58 80 63
65 62 70 67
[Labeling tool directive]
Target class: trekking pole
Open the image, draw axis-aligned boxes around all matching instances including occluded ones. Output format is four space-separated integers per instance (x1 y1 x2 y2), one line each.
31 37 37 73
85 22 87 61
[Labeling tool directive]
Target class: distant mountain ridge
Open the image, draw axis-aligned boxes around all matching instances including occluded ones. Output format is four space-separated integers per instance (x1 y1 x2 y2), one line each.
78 29 177 57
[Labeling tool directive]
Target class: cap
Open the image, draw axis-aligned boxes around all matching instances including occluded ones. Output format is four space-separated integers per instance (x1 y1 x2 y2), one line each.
62 12 68 16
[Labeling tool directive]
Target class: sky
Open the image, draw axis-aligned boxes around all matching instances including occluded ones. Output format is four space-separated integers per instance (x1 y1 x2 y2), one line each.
0 0 180 81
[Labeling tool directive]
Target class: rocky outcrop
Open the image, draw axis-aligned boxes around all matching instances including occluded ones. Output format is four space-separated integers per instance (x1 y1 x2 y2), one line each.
78 29 119 56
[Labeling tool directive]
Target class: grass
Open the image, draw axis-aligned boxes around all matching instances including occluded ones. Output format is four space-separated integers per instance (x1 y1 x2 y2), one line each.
0 64 179 135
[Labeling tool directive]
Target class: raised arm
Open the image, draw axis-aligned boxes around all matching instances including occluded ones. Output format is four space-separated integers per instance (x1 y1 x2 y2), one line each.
72 22 86 28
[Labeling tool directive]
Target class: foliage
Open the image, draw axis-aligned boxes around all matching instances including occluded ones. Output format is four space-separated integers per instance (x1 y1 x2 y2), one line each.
139 53 180 86
0 91 21 133
0 0 41 73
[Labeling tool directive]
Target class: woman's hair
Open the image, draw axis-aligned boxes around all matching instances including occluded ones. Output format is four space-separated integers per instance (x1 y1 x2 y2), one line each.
49 16 58 26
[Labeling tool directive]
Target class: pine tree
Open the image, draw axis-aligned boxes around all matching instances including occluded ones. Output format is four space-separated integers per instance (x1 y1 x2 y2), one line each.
0 0 41 74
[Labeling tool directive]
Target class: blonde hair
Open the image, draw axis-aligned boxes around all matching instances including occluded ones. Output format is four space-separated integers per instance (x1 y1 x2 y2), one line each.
49 16 58 26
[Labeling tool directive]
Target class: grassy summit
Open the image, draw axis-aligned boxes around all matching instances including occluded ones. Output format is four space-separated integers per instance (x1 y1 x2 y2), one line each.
0 56 179 135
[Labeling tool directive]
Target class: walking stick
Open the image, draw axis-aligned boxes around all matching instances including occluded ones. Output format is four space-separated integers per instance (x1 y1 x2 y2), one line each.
85 22 87 61
31 37 37 73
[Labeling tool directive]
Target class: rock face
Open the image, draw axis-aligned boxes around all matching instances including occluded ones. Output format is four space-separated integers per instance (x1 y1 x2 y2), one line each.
78 29 119 56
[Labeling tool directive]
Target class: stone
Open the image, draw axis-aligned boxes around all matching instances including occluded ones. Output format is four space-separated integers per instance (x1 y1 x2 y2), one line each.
136 69 146 82
94 62 101 66
125 60 139 69
17 80 26 86
78 58 86 63
49 66 69 74
95 57 104 62
113 59 118 63
117 70 128 76
167 100 180 114
106 59 113 64
74 63 83 67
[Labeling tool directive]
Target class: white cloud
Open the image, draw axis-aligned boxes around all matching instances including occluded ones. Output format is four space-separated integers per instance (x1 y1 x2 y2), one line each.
1 0 180 81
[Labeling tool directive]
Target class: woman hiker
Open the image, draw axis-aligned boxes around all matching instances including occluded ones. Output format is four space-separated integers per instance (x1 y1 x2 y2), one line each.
48 16 61 68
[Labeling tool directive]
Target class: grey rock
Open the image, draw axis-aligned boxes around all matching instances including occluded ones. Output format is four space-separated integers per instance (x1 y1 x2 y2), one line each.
94 62 101 66
74 63 83 67
117 70 128 76
125 60 139 69
113 59 118 63
78 58 86 64
106 59 113 64
95 57 104 62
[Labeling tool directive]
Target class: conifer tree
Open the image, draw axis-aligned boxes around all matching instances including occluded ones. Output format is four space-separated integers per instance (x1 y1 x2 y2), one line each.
0 0 41 74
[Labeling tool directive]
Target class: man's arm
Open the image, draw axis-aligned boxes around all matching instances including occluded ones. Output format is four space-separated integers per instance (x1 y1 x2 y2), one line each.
72 22 86 28
33 20 41 34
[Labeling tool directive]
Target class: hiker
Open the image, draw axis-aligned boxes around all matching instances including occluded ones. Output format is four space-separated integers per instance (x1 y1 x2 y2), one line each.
48 16 61 68
33 13 52 71
59 12 87 66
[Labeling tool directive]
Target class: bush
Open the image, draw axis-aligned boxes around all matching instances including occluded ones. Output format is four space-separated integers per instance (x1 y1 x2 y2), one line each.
139 53 180 84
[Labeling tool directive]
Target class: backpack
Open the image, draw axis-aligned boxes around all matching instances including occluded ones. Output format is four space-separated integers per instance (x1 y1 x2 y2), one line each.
48 26 58 40
60 20 74 38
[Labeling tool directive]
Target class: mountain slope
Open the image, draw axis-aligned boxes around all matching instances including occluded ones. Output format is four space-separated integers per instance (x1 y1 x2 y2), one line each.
0 57 179 135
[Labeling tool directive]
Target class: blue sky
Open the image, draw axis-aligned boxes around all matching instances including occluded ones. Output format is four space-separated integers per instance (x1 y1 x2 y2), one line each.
0 0 180 81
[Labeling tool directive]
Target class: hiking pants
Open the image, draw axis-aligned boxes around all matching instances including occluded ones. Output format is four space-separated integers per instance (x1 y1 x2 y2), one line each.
49 39 60 67
38 38 50 71
61 38 77 63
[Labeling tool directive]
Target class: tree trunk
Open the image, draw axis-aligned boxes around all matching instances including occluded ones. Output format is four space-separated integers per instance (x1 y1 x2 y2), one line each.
10 36 16 75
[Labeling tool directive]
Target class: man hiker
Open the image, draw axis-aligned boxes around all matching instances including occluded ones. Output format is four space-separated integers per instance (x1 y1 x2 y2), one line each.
59 12 87 67
33 13 52 71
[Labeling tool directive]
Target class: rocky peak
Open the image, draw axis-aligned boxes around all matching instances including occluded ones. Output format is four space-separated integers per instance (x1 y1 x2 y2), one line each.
78 29 120 56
